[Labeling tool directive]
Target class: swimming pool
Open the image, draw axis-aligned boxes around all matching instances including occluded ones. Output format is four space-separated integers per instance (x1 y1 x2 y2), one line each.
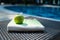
4 5 60 21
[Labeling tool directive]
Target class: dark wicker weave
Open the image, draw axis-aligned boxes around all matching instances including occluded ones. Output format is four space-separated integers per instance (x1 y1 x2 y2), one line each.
0 17 60 40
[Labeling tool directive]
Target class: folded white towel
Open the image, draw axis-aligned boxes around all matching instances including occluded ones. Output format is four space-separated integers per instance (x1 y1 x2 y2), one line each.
7 18 45 31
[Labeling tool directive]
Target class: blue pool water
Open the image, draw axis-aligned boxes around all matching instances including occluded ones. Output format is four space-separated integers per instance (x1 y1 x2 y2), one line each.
4 6 60 20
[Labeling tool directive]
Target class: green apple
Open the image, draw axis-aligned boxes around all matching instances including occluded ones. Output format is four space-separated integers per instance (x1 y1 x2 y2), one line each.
14 15 24 24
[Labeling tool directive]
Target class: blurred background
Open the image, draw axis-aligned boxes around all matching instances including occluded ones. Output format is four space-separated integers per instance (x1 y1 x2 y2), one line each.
0 0 60 5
